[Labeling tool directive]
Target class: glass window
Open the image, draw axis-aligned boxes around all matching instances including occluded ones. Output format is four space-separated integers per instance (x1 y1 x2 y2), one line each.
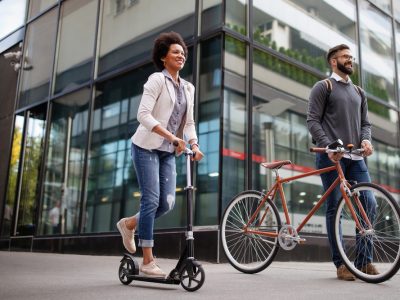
385 144 400 193
28 0 57 19
359 0 395 104
368 0 391 14
221 36 246 209
85 68 148 232
16 104 48 236
54 0 98 95
201 0 222 34
195 37 222 225
291 181 326 233
253 48 320 100
18 8 58 108
0 0 28 40
367 107 399 193
252 55 324 233
253 0 357 76
1 115 24 236
98 0 195 76
226 0 247 35
0 43 20 118
39 88 90 235
396 22 400 107
394 2 400 21
368 140 400 199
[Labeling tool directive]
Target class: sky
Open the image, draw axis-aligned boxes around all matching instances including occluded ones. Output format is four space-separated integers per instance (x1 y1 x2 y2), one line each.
0 0 27 40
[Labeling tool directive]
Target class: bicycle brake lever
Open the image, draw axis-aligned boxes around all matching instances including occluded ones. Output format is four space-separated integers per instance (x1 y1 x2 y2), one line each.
327 139 343 149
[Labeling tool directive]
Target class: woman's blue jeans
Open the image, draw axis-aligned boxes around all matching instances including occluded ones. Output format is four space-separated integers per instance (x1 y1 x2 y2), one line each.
316 153 376 268
131 143 176 248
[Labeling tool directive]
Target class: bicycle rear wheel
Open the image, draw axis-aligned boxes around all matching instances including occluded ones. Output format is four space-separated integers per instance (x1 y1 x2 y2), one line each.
334 182 400 283
221 190 281 274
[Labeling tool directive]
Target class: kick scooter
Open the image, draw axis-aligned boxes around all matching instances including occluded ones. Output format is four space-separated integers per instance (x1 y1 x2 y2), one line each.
118 144 205 292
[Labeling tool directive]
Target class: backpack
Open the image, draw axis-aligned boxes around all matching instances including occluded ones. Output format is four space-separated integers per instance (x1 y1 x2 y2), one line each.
311 78 363 145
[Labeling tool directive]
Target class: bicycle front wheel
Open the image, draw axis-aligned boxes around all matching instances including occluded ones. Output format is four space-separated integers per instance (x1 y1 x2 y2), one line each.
221 190 281 274
334 182 400 283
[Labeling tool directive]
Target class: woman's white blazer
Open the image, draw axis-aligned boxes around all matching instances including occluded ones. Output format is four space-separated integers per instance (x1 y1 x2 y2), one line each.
131 72 198 150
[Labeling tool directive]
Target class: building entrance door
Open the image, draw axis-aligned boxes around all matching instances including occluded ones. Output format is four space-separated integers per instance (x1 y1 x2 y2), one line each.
15 106 47 236
2 105 47 237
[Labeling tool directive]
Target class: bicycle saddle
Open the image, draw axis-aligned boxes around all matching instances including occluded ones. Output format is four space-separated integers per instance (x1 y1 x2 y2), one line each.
261 160 292 169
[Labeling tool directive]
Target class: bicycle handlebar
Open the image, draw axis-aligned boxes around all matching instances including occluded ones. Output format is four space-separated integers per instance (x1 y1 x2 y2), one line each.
309 139 364 155
309 147 364 155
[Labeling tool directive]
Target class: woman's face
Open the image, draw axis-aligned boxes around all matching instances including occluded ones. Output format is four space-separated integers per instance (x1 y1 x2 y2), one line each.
162 44 186 72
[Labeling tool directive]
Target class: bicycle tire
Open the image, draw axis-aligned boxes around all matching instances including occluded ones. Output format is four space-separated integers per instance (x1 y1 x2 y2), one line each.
221 190 281 274
334 182 400 283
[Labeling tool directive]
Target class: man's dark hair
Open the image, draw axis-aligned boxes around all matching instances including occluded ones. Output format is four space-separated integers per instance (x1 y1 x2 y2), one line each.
152 31 187 70
326 44 350 63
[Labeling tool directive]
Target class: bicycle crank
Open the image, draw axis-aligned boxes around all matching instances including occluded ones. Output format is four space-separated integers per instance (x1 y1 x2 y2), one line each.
278 225 306 250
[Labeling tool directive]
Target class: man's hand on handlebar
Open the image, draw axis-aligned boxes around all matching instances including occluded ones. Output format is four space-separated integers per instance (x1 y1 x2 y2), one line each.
326 139 343 162
361 140 374 157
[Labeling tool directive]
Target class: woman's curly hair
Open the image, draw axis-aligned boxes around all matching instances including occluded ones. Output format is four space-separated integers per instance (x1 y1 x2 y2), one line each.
152 31 187 70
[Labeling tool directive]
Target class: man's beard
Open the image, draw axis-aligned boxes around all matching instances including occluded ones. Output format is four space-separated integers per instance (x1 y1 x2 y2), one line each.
337 61 353 75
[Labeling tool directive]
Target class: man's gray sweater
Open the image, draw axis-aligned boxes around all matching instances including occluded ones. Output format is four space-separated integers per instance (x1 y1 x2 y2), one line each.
307 79 371 148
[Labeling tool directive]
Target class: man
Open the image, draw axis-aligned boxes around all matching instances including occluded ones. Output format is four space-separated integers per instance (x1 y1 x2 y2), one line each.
307 44 377 281
49 200 61 234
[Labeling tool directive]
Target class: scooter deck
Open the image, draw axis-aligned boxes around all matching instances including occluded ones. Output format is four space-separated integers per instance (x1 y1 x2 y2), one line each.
126 274 180 285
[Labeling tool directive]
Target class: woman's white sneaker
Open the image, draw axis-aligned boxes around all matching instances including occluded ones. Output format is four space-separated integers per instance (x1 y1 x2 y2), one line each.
116 218 136 253
140 261 167 277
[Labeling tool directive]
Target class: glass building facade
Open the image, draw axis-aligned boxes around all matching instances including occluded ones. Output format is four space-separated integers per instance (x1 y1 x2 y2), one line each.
0 0 399 261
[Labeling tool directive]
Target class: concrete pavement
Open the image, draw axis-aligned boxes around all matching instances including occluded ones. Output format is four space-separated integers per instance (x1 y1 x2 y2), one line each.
1 251 399 300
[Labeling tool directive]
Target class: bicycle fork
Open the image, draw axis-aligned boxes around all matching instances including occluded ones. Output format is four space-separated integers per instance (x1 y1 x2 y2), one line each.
338 169 374 234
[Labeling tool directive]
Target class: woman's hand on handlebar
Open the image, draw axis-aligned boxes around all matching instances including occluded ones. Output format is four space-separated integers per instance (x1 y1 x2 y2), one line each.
172 139 204 161
173 138 186 154
190 144 204 161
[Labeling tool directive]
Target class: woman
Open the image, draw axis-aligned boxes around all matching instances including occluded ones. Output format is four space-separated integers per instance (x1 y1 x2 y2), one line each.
117 32 204 277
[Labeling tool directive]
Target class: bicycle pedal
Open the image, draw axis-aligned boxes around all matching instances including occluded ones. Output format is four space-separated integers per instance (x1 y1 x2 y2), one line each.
296 238 306 244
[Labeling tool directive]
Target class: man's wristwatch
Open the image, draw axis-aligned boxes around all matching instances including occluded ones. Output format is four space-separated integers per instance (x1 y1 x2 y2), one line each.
190 143 199 149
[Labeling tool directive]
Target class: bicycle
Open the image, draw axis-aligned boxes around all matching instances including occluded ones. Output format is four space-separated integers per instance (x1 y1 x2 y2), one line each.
221 139 400 283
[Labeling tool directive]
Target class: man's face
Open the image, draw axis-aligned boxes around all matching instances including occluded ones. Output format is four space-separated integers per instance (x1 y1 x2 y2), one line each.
332 49 354 75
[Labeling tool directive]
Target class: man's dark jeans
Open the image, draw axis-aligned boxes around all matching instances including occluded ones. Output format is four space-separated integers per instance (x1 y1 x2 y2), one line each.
316 153 376 268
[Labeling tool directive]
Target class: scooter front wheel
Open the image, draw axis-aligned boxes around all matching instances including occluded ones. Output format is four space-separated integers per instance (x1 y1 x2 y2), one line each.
118 257 134 285
180 261 205 292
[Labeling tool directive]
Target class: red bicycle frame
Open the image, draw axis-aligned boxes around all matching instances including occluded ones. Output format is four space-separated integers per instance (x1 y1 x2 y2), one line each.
244 161 372 238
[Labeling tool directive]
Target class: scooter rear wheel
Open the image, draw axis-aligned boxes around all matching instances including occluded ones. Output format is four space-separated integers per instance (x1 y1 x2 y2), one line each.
118 257 134 285
180 261 205 292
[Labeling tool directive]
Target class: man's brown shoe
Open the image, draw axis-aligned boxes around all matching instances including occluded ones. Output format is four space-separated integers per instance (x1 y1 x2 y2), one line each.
359 263 379 275
337 265 356 281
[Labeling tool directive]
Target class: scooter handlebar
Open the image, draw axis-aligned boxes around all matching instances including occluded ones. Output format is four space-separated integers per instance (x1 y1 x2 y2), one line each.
173 140 196 157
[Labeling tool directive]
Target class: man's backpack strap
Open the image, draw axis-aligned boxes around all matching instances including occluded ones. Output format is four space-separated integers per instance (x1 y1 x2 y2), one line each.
324 78 332 93
320 78 332 122
353 84 362 96
311 78 332 145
